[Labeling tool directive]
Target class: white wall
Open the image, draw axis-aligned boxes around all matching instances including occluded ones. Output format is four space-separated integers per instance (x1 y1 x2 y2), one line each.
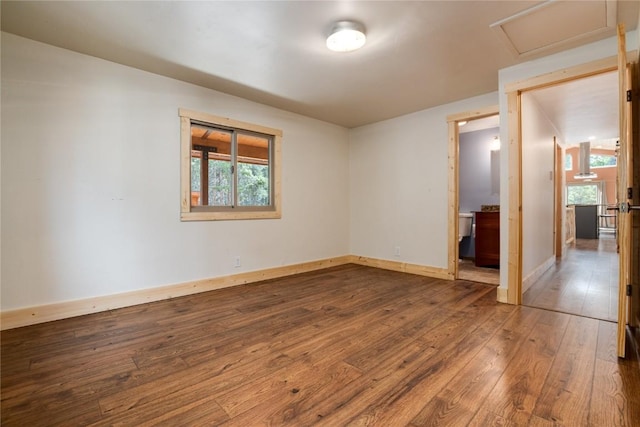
349 92 498 268
521 94 558 277
498 29 638 293
1 33 350 311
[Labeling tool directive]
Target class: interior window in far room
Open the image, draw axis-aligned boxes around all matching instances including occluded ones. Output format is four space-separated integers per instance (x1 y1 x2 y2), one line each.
567 182 601 205
565 153 572 171
589 154 616 168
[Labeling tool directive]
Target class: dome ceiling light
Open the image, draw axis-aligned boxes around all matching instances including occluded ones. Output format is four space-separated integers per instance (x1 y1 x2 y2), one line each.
326 21 366 52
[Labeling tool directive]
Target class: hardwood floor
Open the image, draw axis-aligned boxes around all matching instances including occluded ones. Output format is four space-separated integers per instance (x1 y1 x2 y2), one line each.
523 235 619 322
458 259 500 286
2 264 639 426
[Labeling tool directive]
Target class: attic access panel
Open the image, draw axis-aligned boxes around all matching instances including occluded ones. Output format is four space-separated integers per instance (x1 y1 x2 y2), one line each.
491 0 616 58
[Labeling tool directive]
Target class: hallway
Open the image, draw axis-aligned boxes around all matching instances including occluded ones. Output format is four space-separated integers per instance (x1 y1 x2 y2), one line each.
523 235 619 322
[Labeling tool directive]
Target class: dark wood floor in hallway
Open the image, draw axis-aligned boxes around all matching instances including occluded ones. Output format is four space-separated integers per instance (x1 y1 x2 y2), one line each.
2 264 639 426
523 235 619 322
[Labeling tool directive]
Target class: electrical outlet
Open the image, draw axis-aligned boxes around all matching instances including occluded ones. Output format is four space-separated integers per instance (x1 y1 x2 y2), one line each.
394 246 401 257
234 256 241 268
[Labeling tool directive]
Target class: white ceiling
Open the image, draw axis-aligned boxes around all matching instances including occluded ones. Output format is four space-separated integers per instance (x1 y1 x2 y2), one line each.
461 71 620 149
528 71 620 148
1 1 638 129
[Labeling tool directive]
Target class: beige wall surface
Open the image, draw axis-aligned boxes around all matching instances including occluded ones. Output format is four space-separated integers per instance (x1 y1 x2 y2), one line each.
348 92 498 269
1 33 350 311
521 93 558 278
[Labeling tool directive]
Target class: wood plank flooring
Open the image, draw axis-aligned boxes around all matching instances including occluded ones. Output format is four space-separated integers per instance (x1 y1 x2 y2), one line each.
2 264 639 426
523 236 619 321
458 259 500 286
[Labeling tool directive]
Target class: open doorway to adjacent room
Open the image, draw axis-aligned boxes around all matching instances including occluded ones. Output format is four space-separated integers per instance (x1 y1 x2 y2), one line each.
455 113 501 286
520 70 620 322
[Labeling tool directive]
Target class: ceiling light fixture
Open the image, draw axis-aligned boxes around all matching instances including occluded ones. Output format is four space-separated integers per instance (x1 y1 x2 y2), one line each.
490 136 501 151
458 121 468 126
326 21 366 52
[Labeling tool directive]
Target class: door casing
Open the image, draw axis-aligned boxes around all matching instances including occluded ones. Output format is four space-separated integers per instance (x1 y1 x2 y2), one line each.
446 106 499 280
505 56 621 305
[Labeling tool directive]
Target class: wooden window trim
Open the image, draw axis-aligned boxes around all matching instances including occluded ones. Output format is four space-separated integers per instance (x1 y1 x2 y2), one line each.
179 108 282 221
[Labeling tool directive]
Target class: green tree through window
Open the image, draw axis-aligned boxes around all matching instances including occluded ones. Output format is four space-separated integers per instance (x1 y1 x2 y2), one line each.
238 163 269 206
589 154 616 168
567 184 598 205
191 158 201 192
208 159 232 206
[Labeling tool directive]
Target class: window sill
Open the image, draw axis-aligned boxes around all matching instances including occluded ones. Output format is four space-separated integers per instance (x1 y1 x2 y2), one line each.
180 210 281 222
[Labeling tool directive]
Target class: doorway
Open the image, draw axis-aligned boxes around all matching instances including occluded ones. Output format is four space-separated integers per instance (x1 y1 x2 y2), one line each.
446 106 500 285
504 27 637 358
458 116 501 285
515 70 620 322
504 55 621 305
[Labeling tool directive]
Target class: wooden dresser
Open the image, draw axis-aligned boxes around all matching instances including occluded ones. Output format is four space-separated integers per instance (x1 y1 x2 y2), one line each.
474 211 500 267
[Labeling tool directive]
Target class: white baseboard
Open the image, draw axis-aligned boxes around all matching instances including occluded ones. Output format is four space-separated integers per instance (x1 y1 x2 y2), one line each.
522 256 556 294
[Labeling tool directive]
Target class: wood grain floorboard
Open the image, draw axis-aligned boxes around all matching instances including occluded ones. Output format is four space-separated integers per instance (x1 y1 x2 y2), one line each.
2 264 639 426
532 315 598 425
523 236 619 321
467 309 571 425
409 306 544 427
457 259 500 286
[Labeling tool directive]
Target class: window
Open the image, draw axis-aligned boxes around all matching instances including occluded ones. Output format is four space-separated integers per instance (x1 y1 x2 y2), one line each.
566 182 601 205
180 109 282 221
565 154 573 171
589 154 616 168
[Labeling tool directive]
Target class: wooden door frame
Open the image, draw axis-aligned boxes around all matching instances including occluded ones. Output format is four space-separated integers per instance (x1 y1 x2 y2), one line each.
554 139 565 259
617 24 634 357
447 105 500 280
631 54 640 330
504 55 622 305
